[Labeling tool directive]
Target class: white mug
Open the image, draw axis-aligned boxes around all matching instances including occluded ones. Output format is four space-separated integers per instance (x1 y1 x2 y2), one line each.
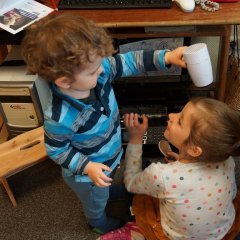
183 43 213 87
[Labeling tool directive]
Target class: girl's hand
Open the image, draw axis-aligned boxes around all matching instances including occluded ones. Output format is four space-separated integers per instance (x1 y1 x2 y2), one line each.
123 113 148 144
164 46 187 68
84 162 112 187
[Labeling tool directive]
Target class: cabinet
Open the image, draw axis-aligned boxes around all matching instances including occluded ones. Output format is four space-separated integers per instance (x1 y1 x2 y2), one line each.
109 25 230 100
98 25 231 101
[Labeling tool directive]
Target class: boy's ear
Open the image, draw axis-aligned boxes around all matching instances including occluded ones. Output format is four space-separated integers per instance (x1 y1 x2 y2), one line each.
187 146 202 157
54 76 71 89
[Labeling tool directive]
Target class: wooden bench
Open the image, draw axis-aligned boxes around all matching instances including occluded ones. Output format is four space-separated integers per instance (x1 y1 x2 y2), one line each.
0 126 48 207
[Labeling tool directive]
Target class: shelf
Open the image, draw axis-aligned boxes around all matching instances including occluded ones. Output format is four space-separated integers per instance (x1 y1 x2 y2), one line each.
109 25 230 39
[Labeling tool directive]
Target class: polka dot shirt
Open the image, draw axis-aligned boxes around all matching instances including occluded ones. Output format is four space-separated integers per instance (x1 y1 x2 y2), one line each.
124 144 236 240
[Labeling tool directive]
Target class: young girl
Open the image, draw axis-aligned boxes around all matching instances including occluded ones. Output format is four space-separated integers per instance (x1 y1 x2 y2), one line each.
98 97 240 240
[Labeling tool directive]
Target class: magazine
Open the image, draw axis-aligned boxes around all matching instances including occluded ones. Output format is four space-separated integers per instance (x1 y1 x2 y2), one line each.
0 0 53 34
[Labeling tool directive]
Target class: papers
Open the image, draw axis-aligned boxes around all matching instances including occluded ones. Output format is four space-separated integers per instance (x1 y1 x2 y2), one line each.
0 0 53 34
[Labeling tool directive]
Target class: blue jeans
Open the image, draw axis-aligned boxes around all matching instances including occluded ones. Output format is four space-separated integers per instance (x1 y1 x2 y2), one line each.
62 169 122 233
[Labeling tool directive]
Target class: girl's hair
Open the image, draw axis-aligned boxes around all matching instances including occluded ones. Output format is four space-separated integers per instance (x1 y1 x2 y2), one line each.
184 97 240 163
21 13 115 82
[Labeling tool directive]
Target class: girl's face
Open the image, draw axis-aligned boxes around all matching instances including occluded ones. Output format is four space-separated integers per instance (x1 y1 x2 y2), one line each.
164 102 195 151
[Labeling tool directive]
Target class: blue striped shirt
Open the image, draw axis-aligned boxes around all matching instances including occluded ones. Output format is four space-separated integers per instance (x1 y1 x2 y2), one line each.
44 49 169 182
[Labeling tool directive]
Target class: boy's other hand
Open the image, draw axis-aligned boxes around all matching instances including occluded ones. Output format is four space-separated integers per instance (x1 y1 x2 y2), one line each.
84 162 112 187
123 113 148 144
164 46 187 68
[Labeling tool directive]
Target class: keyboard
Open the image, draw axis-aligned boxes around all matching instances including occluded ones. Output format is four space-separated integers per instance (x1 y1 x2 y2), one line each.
58 0 173 10
120 104 168 144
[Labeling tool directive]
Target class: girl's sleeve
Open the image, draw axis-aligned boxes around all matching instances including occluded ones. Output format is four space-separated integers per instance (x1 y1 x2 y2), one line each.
103 49 169 83
124 143 165 198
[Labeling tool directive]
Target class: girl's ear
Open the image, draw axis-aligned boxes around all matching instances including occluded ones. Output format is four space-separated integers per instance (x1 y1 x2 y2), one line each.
54 76 71 89
187 146 202 157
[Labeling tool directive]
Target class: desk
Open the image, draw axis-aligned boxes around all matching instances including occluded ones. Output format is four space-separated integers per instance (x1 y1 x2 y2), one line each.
45 1 240 100
46 1 240 27
4 2 240 100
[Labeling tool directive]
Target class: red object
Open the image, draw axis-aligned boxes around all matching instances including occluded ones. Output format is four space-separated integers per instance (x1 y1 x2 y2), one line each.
214 0 240 2
50 0 58 11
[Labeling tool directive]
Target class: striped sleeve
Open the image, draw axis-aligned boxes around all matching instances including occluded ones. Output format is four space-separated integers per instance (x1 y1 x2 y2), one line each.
103 49 168 82
44 121 89 175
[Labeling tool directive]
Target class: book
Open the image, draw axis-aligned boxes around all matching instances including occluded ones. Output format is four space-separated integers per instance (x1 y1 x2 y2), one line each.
0 0 54 35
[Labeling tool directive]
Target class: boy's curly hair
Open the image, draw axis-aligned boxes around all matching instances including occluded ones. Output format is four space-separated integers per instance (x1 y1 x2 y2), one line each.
21 13 115 82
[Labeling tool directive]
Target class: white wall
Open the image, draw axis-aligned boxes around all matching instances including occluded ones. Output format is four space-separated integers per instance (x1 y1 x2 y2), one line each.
190 26 240 83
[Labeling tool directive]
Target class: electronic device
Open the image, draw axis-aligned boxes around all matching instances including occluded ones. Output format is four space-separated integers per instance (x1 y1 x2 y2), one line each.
122 124 167 144
120 104 168 145
183 43 213 87
0 66 50 138
57 0 172 9
174 0 195 12
119 104 181 159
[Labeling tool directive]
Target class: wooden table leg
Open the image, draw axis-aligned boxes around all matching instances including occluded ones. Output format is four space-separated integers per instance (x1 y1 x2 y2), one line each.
0 177 17 207
215 25 232 101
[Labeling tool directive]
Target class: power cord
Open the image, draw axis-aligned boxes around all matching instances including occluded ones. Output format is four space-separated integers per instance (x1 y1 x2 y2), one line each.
195 0 220 12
